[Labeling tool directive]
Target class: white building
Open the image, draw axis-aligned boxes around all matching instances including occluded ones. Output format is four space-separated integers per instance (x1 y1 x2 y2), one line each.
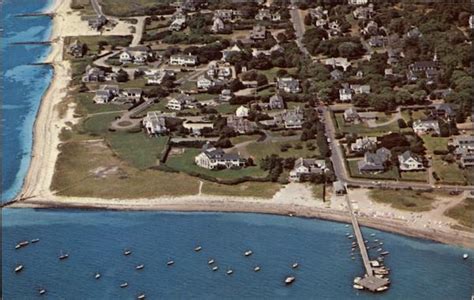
236 105 249 118
289 158 328 182
348 0 369 5
412 119 440 135
169 54 198 66
143 111 173 135
398 151 425 171
195 143 246 170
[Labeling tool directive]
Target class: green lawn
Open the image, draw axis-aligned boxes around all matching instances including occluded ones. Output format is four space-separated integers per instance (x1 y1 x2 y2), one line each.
259 67 298 82
348 160 400 180
52 140 200 198
81 113 120 137
64 36 132 56
334 113 401 136
246 140 320 161
230 134 261 145
400 171 428 182
99 0 174 16
201 181 281 198
369 190 435 212
107 132 168 169
422 136 466 185
215 103 239 114
445 198 474 228
194 93 216 101
74 93 129 115
166 148 268 180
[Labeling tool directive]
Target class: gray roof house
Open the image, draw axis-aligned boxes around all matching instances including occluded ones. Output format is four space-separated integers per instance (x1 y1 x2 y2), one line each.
330 69 343 81
289 158 327 182
249 25 267 40
277 77 301 94
398 150 424 171
357 148 391 173
195 143 246 170
268 94 285 110
343 107 360 123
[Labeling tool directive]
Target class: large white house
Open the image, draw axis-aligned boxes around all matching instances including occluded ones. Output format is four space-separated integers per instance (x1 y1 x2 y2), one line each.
348 0 369 5
143 111 174 135
289 158 328 182
195 143 246 170
169 54 198 66
412 119 440 135
119 46 152 64
167 94 196 111
236 105 249 118
398 150 425 171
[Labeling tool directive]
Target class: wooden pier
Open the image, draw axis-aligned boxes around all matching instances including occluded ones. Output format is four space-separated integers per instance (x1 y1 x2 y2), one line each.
346 196 389 292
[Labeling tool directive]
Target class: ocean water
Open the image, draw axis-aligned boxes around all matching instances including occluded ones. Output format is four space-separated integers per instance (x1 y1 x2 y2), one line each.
1 0 53 202
2 209 473 299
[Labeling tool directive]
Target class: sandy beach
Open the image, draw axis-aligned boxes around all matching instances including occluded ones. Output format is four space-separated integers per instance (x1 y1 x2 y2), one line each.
10 0 473 250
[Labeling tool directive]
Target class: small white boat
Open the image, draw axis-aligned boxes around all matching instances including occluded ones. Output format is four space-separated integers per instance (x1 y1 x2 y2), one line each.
212 266 219 271
167 260 174 266
370 233 376 237
194 246 202 252
379 242 384 246
95 273 101 279
208 259 215 265
59 251 69 260
345 224 350 228
15 241 29 249
136 264 145 270
377 248 382 252
226 269 233 275
284 276 295 285
120 282 128 288
353 277 361 284
292 263 299 269
123 249 132 256
137 293 146 300
244 250 253 257
353 284 364 290
254 266 261 272
381 251 389 256
31 238 40 243
348 235 354 239
38 288 47 295
14 265 24 273
376 286 389 292
374 239 379 242
463 253 469 259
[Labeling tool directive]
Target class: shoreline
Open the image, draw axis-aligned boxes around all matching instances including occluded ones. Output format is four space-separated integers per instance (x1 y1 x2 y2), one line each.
8 195 474 249
10 0 473 251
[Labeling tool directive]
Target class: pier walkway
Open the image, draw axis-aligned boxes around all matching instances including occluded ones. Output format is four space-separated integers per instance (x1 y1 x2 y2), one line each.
346 196 389 292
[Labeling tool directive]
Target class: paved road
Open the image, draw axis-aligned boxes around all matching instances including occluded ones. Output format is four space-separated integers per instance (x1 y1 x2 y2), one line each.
289 1 310 57
90 0 103 16
131 17 146 46
322 107 474 192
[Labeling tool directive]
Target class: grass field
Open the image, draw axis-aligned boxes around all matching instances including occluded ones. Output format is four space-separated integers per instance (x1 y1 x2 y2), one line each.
81 113 121 137
166 149 268 180
422 136 466 185
369 189 435 212
74 93 129 115
400 171 428 182
99 0 174 16
311 184 325 200
230 134 261 145
107 132 168 169
201 181 281 198
334 113 401 136
51 141 200 198
444 198 474 228
246 140 320 161
64 36 132 56
348 160 400 180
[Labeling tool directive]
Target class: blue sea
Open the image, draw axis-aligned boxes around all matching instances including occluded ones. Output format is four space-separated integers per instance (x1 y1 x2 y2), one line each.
2 209 473 299
1 0 53 202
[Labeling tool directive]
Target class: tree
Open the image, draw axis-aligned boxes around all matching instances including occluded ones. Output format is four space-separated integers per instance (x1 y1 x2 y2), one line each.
116 69 129 82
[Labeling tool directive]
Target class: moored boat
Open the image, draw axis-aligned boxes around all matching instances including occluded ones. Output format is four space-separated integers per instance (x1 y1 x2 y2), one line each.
137 293 146 299
31 238 40 243
167 260 174 266
244 250 253 257
254 266 261 272
194 246 202 252
463 253 469 259
376 286 389 292
136 264 145 270
120 282 128 288
208 259 215 265
59 251 69 260
292 263 299 269
284 276 295 285
226 269 233 275
14 265 24 273
95 273 101 279
353 284 364 290
123 249 132 256
212 266 219 271
38 288 46 295
15 240 29 249
381 251 389 256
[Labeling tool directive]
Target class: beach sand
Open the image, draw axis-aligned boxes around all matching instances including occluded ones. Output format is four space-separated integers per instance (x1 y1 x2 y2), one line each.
12 0 474 250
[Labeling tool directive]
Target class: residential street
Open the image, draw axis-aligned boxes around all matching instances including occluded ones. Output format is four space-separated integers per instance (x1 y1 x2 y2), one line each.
289 0 310 57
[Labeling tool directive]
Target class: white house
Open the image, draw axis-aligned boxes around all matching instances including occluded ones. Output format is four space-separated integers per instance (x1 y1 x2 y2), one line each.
143 111 172 135
167 94 195 111
195 143 246 170
236 105 249 118
289 158 328 182
398 150 425 171
119 46 152 64
169 54 198 66
197 75 215 90
412 119 440 135
211 17 225 33
350 84 371 94
339 85 353 102
277 77 301 93
348 0 369 5
351 136 377 153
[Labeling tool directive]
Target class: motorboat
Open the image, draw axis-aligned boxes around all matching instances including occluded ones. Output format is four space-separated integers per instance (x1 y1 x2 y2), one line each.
167 260 174 266
123 249 132 256
95 273 101 279
15 241 29 249
244 250 253 257
254 266 261 272
14 265 24 273
284 276 295 285
194 246 202 252
212 266 219 271
120 282 128 288
463 253 469 259
59 251 69 260
137 293 146 299
353 284 364 290
292 263 299 269
381 251 390 256
31 239 40 243
38 288 47 295
376 286 389 292
226 269 233 275
208 259 215 265
136 264 145 270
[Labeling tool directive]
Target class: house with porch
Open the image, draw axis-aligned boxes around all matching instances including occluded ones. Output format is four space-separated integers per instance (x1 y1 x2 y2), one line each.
289 158 328 182
398 150 425 171
195 143 246 170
